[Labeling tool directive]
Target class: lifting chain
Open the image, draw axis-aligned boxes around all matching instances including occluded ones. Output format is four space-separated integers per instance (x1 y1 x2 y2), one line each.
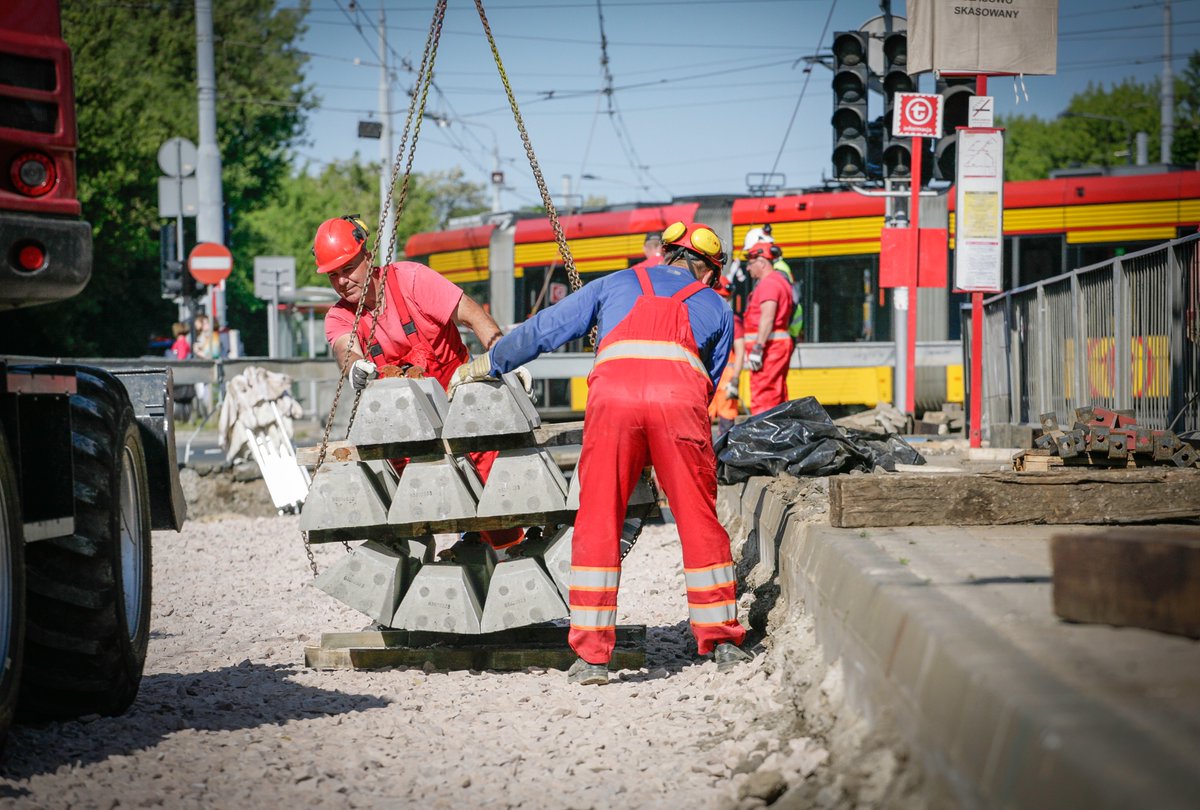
473 1 581 296
301 0 448 578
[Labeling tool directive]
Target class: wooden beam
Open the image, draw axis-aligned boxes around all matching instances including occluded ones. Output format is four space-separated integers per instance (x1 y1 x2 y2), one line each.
296 420 585 467
828 468 1200 528
1051 527 1200 639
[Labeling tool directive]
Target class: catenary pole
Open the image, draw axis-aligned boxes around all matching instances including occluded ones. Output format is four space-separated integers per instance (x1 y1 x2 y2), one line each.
1162 0 1174 164
379 3 396 256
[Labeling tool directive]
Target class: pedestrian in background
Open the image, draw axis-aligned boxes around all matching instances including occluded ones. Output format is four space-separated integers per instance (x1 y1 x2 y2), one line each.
168 322 191 360
629 231 664 271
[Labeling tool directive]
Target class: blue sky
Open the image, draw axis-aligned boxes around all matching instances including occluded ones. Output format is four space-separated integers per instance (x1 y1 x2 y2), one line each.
287 0 1199 205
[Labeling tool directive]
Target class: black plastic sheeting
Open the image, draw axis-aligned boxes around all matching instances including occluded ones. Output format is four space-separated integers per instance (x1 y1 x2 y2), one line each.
714 397 926 484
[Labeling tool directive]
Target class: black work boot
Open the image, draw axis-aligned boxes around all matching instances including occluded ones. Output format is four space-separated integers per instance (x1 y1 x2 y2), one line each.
713 642 754 673
567 657 609 685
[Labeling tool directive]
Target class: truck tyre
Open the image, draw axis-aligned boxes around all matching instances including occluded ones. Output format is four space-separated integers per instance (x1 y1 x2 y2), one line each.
18 370 152 720
0 430 27 742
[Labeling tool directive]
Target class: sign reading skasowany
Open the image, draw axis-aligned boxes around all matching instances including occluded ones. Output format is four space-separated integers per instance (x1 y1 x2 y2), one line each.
908 0 1059 76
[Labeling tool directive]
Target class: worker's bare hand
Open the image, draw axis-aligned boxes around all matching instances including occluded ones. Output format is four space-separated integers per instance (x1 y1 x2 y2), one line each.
350 359 378 391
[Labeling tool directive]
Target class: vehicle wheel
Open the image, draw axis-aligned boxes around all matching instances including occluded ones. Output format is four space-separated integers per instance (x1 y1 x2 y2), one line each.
0 430 27 741
18 370 152 720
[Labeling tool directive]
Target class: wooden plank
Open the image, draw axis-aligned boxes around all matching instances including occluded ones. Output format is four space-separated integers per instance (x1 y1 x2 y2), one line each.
296 420 585 467
305 624 646 671
1050 527 1200 639
828 468 1200 528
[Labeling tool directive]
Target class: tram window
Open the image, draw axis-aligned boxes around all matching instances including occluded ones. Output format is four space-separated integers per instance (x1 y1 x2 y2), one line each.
1070 241 1160 271
807 255 885 343
1016 236 1063 286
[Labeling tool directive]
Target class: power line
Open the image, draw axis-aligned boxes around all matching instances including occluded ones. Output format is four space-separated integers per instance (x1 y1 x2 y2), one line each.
769 0 837 179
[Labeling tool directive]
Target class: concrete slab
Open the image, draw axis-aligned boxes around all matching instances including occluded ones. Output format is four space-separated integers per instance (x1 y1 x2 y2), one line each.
389 455 480 524
391 563 485 634
766 499 1200 809
349 377 444 448
520 525 572 602
476 447 569 517
442 378 538 446
298 461 390 537
312 539 410 626
502 371 541 429
480 557 568 633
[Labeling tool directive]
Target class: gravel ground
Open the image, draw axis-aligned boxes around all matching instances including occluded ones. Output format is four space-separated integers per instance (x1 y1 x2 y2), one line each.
0 515 852 810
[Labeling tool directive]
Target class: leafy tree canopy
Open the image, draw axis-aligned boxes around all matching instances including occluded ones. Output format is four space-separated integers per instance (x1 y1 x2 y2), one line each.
0 0 313 356
999 51 1200 181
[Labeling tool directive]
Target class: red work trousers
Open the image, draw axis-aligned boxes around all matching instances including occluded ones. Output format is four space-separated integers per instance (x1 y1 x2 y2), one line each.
748 337 793 415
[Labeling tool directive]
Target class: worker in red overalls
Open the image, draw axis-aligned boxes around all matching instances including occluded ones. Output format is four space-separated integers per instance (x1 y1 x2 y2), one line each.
451 221 752 684
741 240 796 414
314 215 526 553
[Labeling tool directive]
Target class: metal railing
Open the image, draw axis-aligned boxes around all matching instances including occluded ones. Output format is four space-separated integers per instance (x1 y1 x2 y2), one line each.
964 232 1200 437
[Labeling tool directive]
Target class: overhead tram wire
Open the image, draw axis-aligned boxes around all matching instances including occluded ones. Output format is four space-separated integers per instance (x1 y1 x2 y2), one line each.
769 0 837 180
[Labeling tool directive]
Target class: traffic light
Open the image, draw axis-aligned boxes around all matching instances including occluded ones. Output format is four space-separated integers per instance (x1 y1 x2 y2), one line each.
160 221 193 300
880 31 916 180
934 77 976 180
831 31 869 182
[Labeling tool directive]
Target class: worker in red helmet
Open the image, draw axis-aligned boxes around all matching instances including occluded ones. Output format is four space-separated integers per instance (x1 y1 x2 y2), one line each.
450 220 752 684
313 214 526 554
742 241 796 414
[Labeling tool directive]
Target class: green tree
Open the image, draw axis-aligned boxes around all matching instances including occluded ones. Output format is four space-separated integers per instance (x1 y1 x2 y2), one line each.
998 54 1199 180
0 0 313 357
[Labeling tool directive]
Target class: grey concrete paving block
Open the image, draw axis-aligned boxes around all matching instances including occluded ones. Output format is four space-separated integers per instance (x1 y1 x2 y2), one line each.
501 371 542 429
476 448 569 517
440 536 498 598
299 461 390 532
365 459 400 501
566 467 654 510
452 456 486 500
480 557 569 633
521 525 573 601
391 563 484 634
442 378 538 441
349 377 444 446
413 377 449 422
389 455 480 524
313 540 410 626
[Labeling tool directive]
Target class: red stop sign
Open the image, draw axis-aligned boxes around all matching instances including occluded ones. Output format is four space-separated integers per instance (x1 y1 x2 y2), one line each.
188 242 233 285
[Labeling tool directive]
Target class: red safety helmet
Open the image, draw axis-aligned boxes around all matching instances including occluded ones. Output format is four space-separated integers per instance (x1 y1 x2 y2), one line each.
313 215 369 274
743 241 776 263
661 220 726 273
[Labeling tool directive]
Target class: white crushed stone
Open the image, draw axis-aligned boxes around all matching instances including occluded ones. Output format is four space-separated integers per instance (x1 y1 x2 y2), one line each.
0 517 830 809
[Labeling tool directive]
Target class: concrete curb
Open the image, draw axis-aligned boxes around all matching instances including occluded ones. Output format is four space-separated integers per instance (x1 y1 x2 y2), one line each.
721 477 1200 810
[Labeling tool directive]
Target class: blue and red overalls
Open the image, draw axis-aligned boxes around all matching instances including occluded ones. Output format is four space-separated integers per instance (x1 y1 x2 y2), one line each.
489 264 745 664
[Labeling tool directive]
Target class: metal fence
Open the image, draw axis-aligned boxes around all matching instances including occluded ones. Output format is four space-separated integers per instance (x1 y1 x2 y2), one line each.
965 232 1200 437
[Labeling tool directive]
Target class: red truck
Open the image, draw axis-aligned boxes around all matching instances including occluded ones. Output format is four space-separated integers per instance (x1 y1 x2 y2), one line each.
0 3 185 740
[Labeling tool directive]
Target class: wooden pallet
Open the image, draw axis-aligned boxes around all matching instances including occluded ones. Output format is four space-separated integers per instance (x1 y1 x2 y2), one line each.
305 624 646 672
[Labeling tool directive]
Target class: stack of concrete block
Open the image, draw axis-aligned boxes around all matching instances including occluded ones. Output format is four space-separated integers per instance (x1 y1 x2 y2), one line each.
302 374 578 635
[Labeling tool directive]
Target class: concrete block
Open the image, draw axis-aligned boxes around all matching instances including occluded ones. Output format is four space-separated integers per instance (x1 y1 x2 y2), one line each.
442 378 539 444
349 377 444 447
299 461 390 534
521 525 573 602
501 371 542 429
313 539 410 625
566 467 655 510
391 563 485 634
389 455 480 524
412 377 449 422
439 536 498 598
476 447 569 517
365 459 400 501
480 558 568 632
